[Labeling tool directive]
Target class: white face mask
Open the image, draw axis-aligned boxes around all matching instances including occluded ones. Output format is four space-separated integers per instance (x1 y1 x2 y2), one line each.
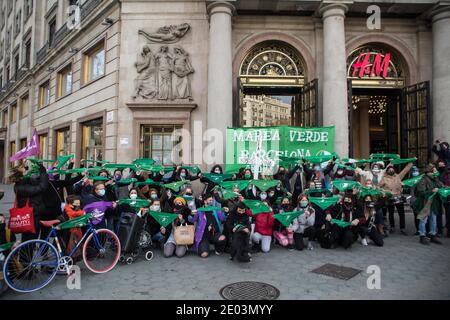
260 193 267 200
214 169 221 174
150 205 160 212
130 194 138 200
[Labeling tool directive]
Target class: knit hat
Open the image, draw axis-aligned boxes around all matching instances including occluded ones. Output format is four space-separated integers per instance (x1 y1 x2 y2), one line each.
174 197 186 206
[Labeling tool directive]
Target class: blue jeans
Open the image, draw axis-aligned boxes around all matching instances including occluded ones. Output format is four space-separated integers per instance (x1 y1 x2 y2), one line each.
152 232 164 242
419 213 437 236
375 208 384 225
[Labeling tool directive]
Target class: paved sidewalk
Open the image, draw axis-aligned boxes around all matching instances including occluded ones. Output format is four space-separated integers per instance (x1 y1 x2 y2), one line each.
1 183 449 300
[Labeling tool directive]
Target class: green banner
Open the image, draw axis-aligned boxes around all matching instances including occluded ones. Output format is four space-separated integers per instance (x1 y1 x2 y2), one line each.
226 126 335 174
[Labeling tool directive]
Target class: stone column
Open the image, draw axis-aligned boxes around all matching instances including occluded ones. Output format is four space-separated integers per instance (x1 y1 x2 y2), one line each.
320 3 349 157
432 6 450 143
206 1 235 164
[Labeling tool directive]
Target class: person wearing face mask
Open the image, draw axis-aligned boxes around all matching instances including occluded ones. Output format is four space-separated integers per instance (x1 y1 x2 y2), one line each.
81 182 117 230
170 166 201 183
182 187 202 210
329 196 363 249
10 162 49 241
303 159 335 190
241 168 253 180
61 195 85 259
250 199 275 253
273 197 295 250
273 164 300 194
200 165 229 195
378 163 413 235
189 194 227 258
432 140 450 167
355 195 384 247
226 202 252 262
162 196 192 258
355 161 386 187
146 199 166 246
292 195 316 250
415 164 444 245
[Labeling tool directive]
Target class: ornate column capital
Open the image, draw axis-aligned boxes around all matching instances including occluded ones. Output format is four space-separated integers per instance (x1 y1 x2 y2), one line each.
430 4 450 24
207 1 236 17
319 1 351 20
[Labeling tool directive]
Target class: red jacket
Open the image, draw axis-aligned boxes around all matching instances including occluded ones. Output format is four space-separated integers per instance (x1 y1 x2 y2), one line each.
254 211 275 236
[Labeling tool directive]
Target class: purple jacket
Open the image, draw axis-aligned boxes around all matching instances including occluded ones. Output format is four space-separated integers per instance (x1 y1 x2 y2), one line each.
188 210 226 252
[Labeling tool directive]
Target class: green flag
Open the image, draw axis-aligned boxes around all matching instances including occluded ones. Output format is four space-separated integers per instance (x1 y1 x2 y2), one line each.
391 157 417 165
164 180 189 192
369 153 399 161
331 219 352 228
90 176 110 182
220 188 240 200
0 242 15 252
56 154 74 169
202 173 233 184
135 178 161 188
341 158 370 165
332 180 360 192
118 198 151 208
139 165 174 174
220 180 250 191
273 211 303 227
103 163 138 171
304 188 332 197
58 214 92 230
116 178 137 185
150 211 178 227
304 153 337 164
309 196 340 210
133 158 155 167
180 166 201 175
402 175 424 188
357 185 385 198
250 179 280 192
438 188 450 201
197 206 223 212
242 200 271 215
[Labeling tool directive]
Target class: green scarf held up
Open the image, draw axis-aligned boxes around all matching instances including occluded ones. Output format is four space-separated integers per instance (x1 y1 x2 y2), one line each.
332 180 360 192
438 188 450 201
57 214 92 230
402 175 424 188
149 211 178 228
391 157 417 165
331 219 352 228
201 173 234 184
309 196 340 210
242 200 271 215
220 180 251 192
118 198 151 209
250 179 281 192
273 211 304 227
163 180 189 192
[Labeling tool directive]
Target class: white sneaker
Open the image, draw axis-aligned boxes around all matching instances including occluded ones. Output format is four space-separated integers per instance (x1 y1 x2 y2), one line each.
307 242 314 250
361 238 368 246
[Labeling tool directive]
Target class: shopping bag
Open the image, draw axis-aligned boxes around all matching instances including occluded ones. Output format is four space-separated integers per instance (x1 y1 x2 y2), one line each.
174 223 195 245
9 198 36 234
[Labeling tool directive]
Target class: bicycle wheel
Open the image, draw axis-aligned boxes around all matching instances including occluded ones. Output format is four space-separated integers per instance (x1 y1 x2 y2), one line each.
3 240 59 293
82 229 120 274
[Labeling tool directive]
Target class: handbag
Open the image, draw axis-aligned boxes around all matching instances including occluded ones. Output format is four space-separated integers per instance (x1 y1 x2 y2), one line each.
174 223 195 246
9 197 36 234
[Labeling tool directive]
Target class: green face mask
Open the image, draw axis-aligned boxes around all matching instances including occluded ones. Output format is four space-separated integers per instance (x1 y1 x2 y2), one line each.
245 173 251 179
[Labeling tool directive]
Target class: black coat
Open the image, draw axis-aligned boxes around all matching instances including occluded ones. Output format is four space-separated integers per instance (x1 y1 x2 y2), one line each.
43 175 83 219
14 170 49 219
225 209 251 233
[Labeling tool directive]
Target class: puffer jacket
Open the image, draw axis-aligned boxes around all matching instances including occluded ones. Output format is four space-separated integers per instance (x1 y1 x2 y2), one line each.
292 206 315 234
254 210 275 236
378 163 413 196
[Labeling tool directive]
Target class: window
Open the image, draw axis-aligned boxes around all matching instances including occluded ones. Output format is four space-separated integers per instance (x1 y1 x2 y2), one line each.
25 0 33 19
11 103 17 123
20 138 27 149
38 80 51 108
2 109 8 128
140 125 182 165
5 64 10 81
24 39 31 67
81 118 103 161
0 71 3 88
10 141 16 166
20 95 28 118
0 41 3 60
13 52 19 76
14 10 21 36
57 64 72 98
39 134 48 159
55 127 71 156
48 18 56 46
82 41 105 84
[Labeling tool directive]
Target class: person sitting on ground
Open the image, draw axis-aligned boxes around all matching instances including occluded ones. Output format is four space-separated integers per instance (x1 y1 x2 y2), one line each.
226 202 252 262
292 194 316 251
250 200 275 253
162 196 191 258
273 197 295 251
355 195 384 247
189 194 227 258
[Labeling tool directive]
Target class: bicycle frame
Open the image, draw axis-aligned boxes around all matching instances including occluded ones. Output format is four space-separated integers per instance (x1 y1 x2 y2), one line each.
35 222 104 262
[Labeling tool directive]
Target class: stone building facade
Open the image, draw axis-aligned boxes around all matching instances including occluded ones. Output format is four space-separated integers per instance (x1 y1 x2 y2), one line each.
0 0 449 181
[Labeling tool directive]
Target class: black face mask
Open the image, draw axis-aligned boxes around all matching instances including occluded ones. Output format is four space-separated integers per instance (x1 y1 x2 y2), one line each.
343 202 353 210
365 201 375 208
175 204 183 209
72 206 81 211
438 167 445 173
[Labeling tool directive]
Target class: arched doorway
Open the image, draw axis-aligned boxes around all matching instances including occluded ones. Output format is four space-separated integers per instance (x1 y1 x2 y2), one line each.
235 40 317 128
347 43 431 166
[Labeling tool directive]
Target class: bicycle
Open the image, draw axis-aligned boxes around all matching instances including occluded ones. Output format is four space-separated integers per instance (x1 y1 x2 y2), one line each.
2 214 121 293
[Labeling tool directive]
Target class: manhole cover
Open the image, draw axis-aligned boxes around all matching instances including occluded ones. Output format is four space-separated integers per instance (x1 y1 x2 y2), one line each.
311 263 361 280
220 281 280 300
